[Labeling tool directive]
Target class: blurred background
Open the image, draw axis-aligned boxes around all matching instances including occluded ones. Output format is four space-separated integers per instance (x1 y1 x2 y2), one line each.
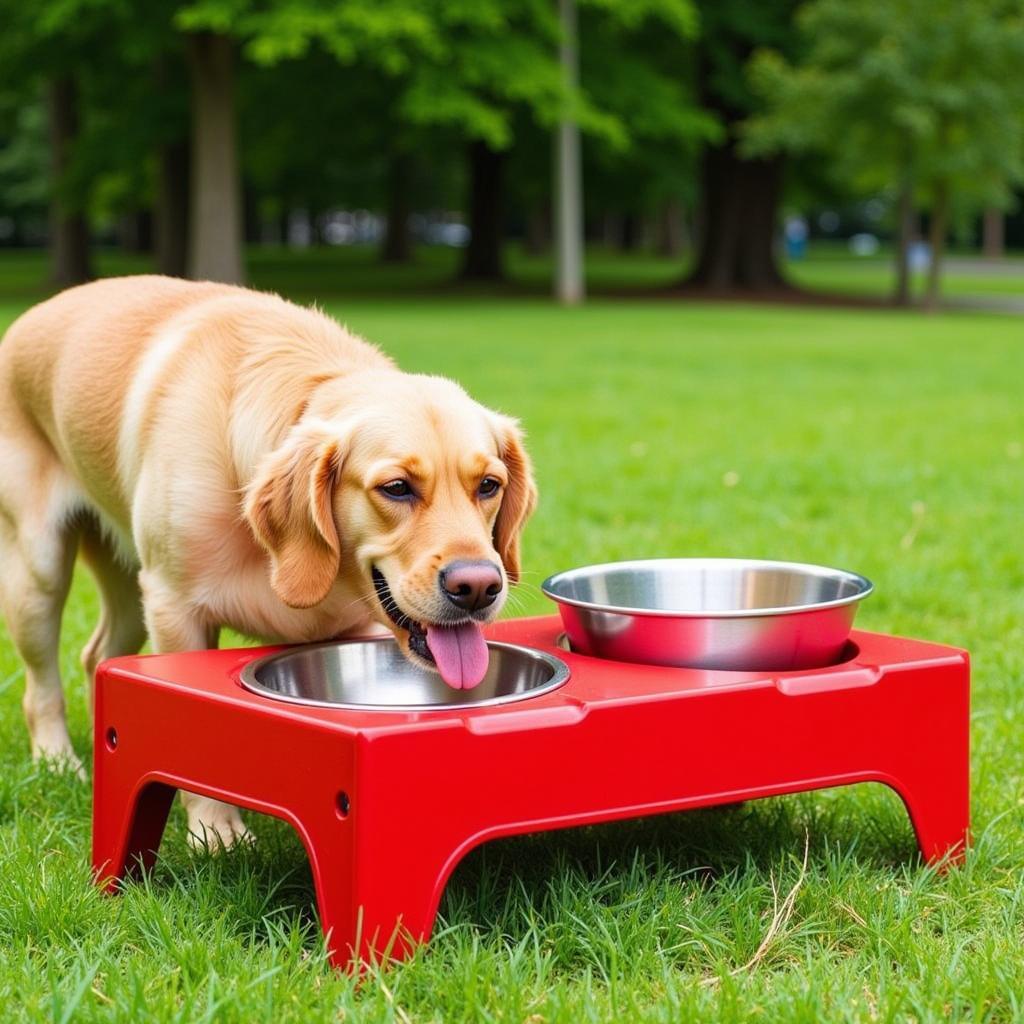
1 0 1022 312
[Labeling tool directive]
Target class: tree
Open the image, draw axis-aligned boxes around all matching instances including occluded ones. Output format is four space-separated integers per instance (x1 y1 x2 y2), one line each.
176 3 255 282
0 0 194 282
239 0 702 284
746 0 1024 309
185 0 442 277
576 2 715 266
678 0 800 294
982 208 1005 261
0 95 50 246
555 0 583 304
386 0 610 283
153 54 192 277
46 75 92 285
422 0 707 282
0 0 117 284
69 28 191 275
189 0 707 292
422 0 704 282
184 30 244 282
381 150 413 263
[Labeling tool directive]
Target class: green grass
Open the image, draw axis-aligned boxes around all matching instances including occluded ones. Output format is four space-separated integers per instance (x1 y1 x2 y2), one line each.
3 240 1020 303
785 248 1024 303
2 251 1024 1021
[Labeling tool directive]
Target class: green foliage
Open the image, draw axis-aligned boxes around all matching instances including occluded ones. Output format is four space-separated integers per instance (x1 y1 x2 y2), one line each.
696 0 801 117
0 0 719 253
186 0 703 151
746 0 1024 217
179 0 438 71
578 12 718 216
0 98 49 230
187 0 714 234
0 0 184 224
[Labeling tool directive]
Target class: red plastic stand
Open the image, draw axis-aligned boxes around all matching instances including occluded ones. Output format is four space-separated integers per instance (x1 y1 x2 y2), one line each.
92 617 970 968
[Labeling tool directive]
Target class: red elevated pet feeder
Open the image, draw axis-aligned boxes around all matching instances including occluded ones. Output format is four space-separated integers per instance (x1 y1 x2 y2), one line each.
92 615 970 968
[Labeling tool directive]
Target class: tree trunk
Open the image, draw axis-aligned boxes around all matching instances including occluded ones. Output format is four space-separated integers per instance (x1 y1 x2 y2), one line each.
656 199 686 258
894 176 914 307
117 210 153 253
243 184 260 246
525 205 550 255
460 141 505 281
186 32 244 284
982 207 1004 260
47 76 93 287
554 0 584 304
619 213 641 252
642 216 659 250
684 142 785 291
602 213 621 248
155 139 189 277
924 180 949 313
381 152 412 263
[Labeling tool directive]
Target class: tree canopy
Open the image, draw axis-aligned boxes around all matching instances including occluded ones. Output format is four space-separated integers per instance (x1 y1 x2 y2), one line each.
746 0 1024 305
0 0 1021 303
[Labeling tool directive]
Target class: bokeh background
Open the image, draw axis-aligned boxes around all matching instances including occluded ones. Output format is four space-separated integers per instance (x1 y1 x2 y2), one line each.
1 0 1022 307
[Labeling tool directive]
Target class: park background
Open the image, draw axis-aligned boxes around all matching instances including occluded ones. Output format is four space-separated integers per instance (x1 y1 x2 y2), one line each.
1 1 1023 1021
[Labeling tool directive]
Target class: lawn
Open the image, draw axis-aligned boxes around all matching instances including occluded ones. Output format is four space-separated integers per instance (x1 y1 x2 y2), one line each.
1 251 1023 1022
3 241 1022 305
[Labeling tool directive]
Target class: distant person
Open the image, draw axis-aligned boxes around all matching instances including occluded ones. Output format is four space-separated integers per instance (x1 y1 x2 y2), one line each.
784 216 809 260
909 241 931 273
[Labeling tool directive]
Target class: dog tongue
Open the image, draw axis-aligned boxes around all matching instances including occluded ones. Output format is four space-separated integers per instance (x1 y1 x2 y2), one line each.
426 622 489 689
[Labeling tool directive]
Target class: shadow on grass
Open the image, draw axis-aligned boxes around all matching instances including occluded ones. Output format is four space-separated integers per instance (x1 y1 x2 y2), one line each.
134 781 921 958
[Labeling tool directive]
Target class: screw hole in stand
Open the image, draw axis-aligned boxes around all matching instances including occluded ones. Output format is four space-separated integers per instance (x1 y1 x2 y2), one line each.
105 727 118 751
335 791 350 819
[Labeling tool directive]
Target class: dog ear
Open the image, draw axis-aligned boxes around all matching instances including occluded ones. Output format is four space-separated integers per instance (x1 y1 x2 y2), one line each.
243 425 346 608
491 415 538 584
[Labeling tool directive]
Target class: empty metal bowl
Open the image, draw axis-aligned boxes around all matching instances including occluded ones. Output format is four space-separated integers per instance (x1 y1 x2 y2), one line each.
240 638 569 710
542 558 873 671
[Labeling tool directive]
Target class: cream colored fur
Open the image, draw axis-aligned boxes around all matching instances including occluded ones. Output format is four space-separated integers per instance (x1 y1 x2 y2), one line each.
0 276 535 847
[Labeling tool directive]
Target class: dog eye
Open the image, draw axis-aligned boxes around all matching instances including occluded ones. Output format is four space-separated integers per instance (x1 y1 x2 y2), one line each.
379 479 415 500
478 476 502 499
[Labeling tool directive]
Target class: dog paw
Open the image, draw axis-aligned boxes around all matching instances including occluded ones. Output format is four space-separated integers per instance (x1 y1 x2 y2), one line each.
185 797 254 852
32 739 87 781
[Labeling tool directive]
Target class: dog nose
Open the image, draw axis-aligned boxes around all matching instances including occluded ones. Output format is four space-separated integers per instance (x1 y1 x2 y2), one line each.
439 560 503 612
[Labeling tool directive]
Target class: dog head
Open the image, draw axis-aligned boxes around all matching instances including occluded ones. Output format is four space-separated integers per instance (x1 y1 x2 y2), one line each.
243 372 537 689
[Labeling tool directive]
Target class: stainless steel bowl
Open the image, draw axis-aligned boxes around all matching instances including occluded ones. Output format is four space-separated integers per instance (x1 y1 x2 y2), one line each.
542 558 873 671
240 638 569 711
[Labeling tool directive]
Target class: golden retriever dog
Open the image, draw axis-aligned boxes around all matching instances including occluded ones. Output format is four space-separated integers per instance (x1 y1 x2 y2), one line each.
0 275 536 845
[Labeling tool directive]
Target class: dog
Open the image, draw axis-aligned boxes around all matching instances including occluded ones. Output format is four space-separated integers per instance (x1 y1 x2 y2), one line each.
0 275 536 846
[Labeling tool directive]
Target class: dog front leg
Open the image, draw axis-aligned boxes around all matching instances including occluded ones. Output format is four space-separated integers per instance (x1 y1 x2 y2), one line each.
139 569 253 851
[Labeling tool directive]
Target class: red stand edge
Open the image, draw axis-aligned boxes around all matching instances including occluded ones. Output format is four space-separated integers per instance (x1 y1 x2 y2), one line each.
91 616 970 968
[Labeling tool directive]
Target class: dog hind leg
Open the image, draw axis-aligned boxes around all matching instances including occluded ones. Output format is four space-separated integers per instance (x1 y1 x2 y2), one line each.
79 518 147 713
0 450 81 770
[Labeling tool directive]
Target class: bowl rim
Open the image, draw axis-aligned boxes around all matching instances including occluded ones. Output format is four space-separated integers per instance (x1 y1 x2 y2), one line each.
239 638 571 712
541 557 874 620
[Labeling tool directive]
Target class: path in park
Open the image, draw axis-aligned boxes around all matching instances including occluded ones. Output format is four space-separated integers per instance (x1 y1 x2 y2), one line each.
951 294 1024 314
945 258 1024 314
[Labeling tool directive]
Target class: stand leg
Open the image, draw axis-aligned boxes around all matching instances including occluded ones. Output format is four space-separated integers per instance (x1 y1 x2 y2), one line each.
892 774 970 866
350 842 457 966
887 719 970 865
93 778 176 889
299 818 360 970
876 660 971 867
301 813 455 968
